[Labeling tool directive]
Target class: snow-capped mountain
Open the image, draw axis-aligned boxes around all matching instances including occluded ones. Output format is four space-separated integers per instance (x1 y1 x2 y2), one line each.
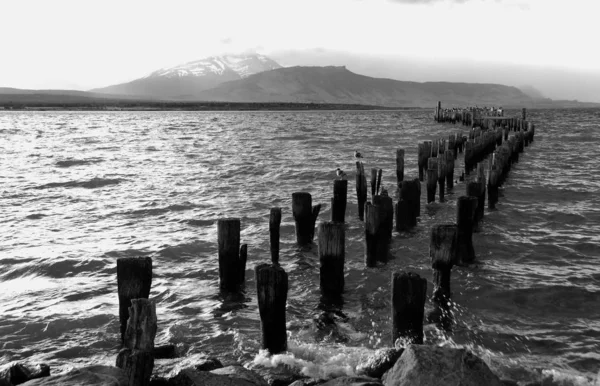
91 54 282 99
145 54 281 79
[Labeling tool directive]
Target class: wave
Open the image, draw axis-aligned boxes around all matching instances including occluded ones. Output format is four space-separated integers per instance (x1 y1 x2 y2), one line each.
55 158 103 167
32 177 124 190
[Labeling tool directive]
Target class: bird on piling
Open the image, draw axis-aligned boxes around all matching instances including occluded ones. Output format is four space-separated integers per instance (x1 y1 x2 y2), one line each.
336 168 347 180
354 151 363 160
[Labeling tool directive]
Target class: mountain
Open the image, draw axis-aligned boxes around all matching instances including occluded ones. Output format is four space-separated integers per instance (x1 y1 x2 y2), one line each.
519 85 546 100
90 54 282 99
192 66 535 108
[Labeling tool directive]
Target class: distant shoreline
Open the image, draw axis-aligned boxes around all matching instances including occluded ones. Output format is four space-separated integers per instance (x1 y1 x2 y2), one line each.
0 101 417 111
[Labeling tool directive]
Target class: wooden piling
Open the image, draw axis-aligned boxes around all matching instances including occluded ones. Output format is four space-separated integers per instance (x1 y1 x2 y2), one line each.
437 155 446 202
356 162 368 220
466 181 483 230
445 150 454 190
418 141 432 181
255 263 288 354
370 168 378 199
331 179 348 223
365 203 384 267
217 218 247 291
391 271 427 345
116 298 157 386
456 196 478 264
117 257 152 345
427 224 457 327
396 179 419 230
269 208 282 264
292 192 320 245
426 158 438 203
318 222 345 297
396 149 404 183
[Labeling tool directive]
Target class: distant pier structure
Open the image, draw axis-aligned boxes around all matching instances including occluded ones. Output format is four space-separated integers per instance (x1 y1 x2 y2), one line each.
434 101 530 132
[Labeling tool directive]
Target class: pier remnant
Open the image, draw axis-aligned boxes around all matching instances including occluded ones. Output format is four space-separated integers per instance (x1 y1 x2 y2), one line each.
427 224 457 328
356 162 368 220
292 192 321 245
318 222 345 297
396 149 404 183
117 257 152 345
456 196 478 264
391 271 427 345
217 218 247 291
256 263 288 354
331 179 348 223
269 208 282 264
365 203 384 267
116 299 157 386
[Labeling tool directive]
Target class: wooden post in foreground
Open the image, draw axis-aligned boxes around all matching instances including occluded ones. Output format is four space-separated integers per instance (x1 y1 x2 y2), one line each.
426 158 438 203
318 222 345 297
456 196 478 265
391 271 427 346
256 264 288 354
356 162 368 220
117 257 152 345
427 224 457 328
217 218 247 291
396 179 419 230
292 192 321 245
396 149 404 184
331 179 348 223
269 208 282 264
365 203 385 267
116 299 157 386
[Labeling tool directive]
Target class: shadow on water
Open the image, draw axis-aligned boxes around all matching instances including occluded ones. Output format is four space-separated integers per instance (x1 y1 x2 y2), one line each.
212 289 251 318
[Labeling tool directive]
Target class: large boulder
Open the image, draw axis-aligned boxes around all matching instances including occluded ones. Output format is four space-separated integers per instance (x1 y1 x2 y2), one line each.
382 345 503 386
356 348 403 379
319 376 382 385
0 363 50 385
21 365 127 385
166 365 267 386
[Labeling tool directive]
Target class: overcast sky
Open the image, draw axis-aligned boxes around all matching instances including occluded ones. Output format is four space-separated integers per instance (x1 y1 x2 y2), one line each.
1 0 599 100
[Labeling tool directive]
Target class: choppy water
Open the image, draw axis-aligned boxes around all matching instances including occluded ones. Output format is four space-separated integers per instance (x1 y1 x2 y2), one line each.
1 109 599 385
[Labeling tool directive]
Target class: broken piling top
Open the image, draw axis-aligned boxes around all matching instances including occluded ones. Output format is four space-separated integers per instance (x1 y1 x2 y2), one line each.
292 192 321 245
318 221 346 297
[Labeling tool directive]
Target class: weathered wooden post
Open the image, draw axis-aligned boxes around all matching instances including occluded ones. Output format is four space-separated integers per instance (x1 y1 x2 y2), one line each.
418 141 431 181
292 192 321 245
466 181 483 231
331 179 347 223
256 263 288 354
445 150 454 190
396 179 419 230
374 194 394 239
370 168 378 199
269 208 282 264
437 155 446 202
117 257 152 345
356 162 367 220
413 178 421 217
456 196 477 264
396 149 404 184
318 222 345 297
522 108 527 121
391 271 427 345
437 101 442 122
427 224 457 327
217 218 247 291
426 158 438 203
488 163 500 209
116 299 157 386
365 202 386 267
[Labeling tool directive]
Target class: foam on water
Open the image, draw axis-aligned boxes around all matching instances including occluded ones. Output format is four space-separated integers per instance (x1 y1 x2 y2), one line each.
1 109 600 385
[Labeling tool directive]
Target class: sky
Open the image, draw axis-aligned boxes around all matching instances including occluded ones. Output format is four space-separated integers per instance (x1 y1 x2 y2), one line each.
1 0 599 101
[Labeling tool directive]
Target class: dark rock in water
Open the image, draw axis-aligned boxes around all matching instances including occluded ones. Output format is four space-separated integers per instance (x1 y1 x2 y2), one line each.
153 344 178 359
356 348 404 379
20 365 126 385
152 355 223 382
167 366 266 386
249 363 303 386
0 362 50 385
210 366 268 386
382 345 503 386
501 380 519 386
319 376 382 385
194 357 223 372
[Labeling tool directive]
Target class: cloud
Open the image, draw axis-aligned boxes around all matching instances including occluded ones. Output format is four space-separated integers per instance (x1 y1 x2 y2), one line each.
220 37 233 45
388 0 475 3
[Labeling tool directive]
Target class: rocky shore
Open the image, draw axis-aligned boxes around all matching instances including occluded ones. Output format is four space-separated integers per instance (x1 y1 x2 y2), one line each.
1 344 545 386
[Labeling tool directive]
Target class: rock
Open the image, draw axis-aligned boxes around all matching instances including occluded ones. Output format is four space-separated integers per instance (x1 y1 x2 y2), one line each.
356 348 403 379
167 368 257 386
320 376 382 385
21 365 127 385
250 364 303 386
152 355 223 381
194 358 223 372
501 380 519 386
153 344 178 359
382 345 503 386
211 366 268 386
0 363 50 385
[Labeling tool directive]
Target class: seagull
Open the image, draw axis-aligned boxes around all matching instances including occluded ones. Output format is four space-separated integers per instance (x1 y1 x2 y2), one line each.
354 151 363 159
336 168 347 180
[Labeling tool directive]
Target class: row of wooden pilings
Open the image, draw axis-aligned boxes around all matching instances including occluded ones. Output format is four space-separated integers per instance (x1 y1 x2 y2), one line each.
111 108 536 384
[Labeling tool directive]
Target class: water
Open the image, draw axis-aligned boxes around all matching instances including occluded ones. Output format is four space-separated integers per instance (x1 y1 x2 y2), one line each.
1 109 599 385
